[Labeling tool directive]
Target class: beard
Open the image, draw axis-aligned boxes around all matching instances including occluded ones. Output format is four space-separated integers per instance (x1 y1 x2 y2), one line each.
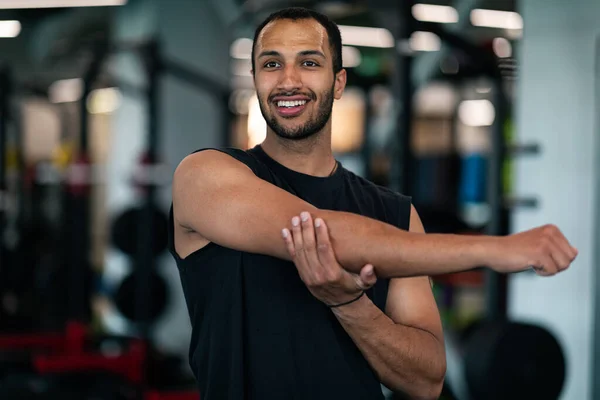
258 85 334 141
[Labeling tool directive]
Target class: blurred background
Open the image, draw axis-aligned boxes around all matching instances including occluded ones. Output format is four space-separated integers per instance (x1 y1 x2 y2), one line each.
0 0 597 399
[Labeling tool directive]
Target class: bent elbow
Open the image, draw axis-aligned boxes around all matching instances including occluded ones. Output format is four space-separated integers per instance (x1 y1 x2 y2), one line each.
423 378 445 400
409 374 445 400
401 362 446 400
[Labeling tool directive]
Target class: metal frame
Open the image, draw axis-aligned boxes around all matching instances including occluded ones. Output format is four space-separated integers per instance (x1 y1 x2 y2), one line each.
0 66 8 280
592 34 600 400
77 38 231 340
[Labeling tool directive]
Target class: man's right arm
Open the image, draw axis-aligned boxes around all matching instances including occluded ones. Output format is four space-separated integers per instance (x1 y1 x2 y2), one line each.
172 150 578 278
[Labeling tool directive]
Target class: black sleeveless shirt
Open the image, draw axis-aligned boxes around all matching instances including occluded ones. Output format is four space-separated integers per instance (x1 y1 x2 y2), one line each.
168 146 412 400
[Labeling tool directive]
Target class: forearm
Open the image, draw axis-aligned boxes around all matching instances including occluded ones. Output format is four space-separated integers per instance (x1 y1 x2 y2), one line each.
176 151 498 279
320 210 496 279
331 295 445 399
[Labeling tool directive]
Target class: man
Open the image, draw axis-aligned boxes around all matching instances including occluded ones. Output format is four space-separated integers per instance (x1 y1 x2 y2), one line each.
168 7 577 400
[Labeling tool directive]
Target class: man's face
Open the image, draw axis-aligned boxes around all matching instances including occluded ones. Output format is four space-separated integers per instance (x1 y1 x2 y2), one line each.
253 18 346 141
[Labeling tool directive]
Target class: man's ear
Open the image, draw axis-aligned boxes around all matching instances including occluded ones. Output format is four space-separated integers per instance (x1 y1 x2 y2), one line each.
334 69 347 100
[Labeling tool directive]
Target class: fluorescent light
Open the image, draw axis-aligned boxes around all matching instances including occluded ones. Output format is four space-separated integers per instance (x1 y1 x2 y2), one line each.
470 9 523 30
342 46 361 68
410 31 441 52
338 25 394 48
87 87 121 114
0 0 126 8
0 20 20 37
230 38 253 60
458 99 495 127
49 78 83 103
412 4 458 23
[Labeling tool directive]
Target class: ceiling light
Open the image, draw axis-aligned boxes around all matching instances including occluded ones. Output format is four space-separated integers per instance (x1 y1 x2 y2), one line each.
412 4 458 23
230 38 253 60
458 99 495 127
0 0 126 9
0 20 20 38
87 87 121 114
49 78 83 104
338 25 394 48
342 46 361 68
470 9 523 30
410 31 441 52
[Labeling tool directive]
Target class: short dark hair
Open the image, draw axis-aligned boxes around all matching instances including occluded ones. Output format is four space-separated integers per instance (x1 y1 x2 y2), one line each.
251 7 343 75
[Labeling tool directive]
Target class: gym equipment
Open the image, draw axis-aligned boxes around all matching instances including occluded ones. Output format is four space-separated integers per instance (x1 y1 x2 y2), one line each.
114 271 169 323
0 36 229 399
101 39 228 334
0 65 7 275
463 320 566 400
0 67 55 333
0 37 215 399
111 206 169 257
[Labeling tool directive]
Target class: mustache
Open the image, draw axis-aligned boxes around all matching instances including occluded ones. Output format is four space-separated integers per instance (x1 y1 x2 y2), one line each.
268 91 316 102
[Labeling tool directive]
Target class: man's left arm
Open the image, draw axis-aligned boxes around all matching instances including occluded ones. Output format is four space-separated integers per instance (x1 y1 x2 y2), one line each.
331 205 446 399
282 205 446 399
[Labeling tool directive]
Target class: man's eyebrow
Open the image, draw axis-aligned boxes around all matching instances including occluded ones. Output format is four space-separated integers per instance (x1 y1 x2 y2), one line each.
257 50 281 59
298 50 326 58
257 50 326 59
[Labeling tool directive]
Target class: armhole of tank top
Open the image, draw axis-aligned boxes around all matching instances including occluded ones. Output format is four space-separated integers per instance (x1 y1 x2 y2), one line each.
399 195 413 231
169 147 262 267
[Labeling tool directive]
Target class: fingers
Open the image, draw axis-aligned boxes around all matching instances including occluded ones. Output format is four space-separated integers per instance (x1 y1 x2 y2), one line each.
288 215 311 282
541 225 578 275
357 264 377 290
291 215 303 255
314 217 338 267
548 234 573 272
552 227 578 262
281 228 295 258
315 217 376 290
282 213 374 305
300 212 321 269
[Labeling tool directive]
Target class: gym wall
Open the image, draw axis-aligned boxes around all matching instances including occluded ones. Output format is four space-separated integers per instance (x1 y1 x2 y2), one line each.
509 1 600 399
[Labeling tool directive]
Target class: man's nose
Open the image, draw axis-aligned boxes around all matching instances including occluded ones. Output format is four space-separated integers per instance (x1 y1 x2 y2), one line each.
277 65 302 91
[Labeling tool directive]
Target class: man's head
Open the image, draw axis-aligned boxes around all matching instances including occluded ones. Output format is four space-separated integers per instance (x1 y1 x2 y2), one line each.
250 7 346 142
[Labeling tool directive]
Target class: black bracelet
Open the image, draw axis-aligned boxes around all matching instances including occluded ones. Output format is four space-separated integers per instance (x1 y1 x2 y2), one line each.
328 291 365 308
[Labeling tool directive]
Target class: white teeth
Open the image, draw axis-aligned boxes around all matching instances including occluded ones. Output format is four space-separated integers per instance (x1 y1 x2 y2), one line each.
277 100 307 108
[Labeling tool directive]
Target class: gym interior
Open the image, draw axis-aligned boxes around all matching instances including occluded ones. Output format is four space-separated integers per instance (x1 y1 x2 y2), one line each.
0 0 598 399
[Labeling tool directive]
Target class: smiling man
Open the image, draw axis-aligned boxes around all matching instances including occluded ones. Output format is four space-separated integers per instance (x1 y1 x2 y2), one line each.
168 7 577 400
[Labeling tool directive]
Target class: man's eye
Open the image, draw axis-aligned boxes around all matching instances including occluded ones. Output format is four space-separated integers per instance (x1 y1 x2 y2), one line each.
264 61 280 68
303 61 319 67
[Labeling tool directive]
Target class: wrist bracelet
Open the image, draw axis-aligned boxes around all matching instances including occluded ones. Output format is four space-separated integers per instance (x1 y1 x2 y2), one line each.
328 291 365 308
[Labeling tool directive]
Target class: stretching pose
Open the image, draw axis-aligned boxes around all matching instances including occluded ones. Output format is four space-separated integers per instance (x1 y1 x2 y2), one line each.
168 7 577 400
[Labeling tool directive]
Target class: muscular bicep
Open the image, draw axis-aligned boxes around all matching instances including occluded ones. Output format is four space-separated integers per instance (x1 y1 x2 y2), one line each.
172 150 319 261
385 205 444 343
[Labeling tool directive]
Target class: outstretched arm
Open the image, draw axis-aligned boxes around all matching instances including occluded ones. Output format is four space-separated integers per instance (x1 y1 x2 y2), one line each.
172 150 578 278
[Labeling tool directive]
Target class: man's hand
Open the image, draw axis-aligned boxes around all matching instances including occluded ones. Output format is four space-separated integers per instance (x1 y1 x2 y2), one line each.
282 211 376 306
491 224 578 276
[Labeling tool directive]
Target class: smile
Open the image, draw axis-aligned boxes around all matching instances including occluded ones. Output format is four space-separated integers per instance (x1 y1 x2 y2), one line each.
277 100 307 107
274 99 309 117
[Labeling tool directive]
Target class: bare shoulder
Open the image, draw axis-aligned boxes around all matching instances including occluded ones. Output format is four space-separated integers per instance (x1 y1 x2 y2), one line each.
172 150 255 205
171 149 259 257
173 149 251 185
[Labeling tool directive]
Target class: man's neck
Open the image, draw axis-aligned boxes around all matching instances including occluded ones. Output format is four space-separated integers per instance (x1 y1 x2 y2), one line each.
260 131 337 178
